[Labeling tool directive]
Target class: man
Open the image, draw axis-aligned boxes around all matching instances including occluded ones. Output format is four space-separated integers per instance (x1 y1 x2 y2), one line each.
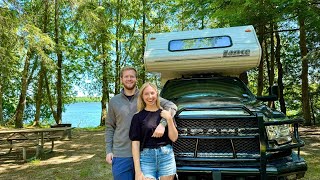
105 66 177 180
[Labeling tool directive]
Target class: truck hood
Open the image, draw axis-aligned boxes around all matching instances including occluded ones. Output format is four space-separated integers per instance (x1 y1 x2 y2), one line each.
174 96 285 119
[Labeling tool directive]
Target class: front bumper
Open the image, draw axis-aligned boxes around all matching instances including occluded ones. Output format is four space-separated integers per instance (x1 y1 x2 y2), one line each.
176 153 307 179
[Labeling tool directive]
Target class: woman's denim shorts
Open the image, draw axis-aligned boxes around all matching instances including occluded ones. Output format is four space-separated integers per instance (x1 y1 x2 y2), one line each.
140 144 176 179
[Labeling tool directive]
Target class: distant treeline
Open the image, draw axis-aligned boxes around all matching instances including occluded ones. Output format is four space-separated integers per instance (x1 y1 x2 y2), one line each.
74 97 101 103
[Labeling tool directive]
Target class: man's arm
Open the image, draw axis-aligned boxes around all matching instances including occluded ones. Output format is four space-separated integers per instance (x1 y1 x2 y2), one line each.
152 97 177 138
105 101 116 164
159 97 177 126
159 97 177 115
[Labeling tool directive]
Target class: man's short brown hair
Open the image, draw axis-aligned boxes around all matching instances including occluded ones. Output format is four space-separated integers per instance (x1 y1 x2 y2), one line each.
120 66 137 78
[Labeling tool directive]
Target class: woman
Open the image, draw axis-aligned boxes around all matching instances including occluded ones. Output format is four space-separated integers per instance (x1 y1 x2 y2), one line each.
129 82 178 180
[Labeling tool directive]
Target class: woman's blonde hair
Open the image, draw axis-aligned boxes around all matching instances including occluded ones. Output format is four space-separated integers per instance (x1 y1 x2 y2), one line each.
137 82 161 112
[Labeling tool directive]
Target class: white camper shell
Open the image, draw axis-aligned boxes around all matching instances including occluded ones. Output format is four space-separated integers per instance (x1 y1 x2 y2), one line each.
144 25 261 81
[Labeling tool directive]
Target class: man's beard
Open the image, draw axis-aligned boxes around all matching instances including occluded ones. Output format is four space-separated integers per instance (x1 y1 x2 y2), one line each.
123 82 136 90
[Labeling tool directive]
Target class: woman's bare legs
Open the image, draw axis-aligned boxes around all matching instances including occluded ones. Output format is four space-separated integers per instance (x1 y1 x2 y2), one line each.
160 175 175 180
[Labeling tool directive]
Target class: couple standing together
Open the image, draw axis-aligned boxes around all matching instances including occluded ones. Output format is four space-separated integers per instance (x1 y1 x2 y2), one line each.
105 67 178 180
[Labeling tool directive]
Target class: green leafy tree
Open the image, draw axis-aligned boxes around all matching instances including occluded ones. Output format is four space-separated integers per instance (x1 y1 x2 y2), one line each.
0 5 20 125
75 0 115 126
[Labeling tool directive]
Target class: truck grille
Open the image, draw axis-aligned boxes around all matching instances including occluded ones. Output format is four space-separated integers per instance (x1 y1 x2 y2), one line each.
173 116 261 159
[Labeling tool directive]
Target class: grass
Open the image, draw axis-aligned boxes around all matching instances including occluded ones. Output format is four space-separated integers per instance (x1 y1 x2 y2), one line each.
29 159 41 165
0 127 319 180
0 128 113 180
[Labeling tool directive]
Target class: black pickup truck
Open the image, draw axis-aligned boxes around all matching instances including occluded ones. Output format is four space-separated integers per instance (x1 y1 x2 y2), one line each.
161 75 307 180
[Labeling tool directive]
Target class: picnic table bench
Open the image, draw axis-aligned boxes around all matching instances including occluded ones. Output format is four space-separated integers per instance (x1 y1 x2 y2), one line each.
0 127 73 161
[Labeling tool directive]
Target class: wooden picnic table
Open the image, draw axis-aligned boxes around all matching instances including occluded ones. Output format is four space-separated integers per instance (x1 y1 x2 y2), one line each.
0 127 73 161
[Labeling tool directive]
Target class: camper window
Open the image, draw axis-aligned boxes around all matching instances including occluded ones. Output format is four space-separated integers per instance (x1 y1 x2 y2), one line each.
168 36 232 51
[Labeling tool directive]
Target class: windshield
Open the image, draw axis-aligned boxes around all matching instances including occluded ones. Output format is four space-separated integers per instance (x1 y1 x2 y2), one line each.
161 77 255 102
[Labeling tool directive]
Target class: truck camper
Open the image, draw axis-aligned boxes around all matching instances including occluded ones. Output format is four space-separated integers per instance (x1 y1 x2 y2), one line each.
144 25 261 84
144 25 307 180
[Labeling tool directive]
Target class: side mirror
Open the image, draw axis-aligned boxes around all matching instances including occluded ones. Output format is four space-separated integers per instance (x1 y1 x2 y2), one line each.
269 84 279 99
256 84 279 102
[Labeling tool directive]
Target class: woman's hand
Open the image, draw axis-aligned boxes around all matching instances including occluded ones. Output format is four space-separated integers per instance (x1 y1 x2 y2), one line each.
135 171 145 180
160 110 172 121
161 109 178 142
152 124 165 138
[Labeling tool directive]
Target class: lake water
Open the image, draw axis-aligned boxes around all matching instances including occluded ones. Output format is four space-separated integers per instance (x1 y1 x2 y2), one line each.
62 102 102 128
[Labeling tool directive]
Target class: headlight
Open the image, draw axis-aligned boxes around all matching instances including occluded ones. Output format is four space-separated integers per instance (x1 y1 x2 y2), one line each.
266 124 292 145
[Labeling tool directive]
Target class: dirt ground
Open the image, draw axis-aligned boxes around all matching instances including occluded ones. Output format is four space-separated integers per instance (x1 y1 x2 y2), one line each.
0 128 113 180
0 126 319 180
